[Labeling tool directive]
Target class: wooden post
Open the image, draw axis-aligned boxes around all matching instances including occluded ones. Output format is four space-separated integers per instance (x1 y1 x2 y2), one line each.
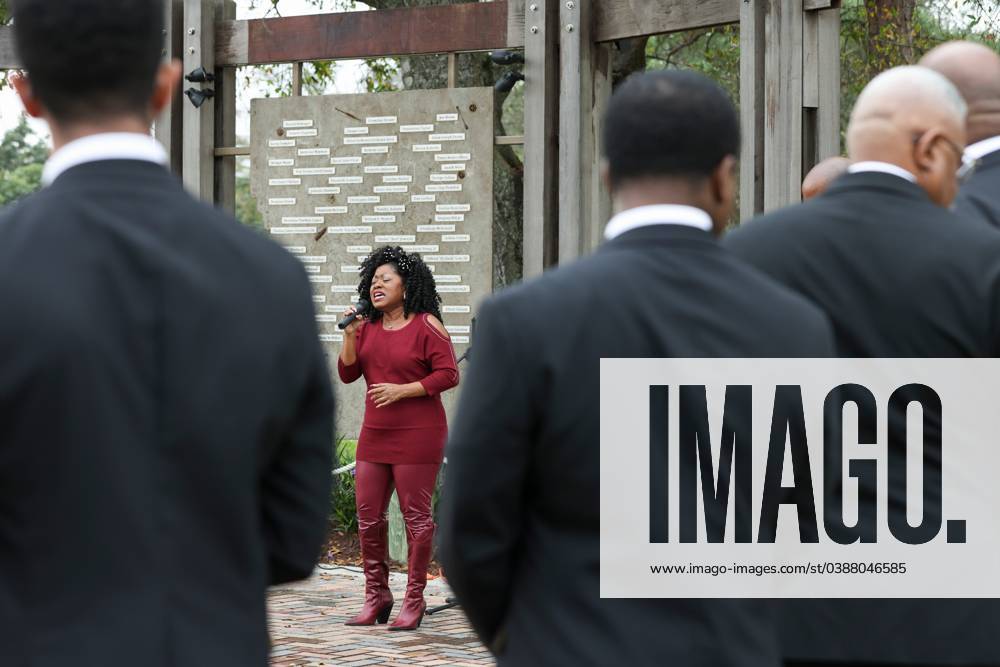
763 0 804 211
559 0 609 262
588 47 612 252
156 0 184 175
739 0 766 220
803 8 820 177
447 53 457 89
522 0 559 276
182 0 218 201
816 7 842 160
214 0 237 214
292 62 304 96
388 494 406 563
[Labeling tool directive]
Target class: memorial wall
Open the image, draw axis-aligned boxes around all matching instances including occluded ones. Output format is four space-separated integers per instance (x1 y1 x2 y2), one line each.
250 88 495 437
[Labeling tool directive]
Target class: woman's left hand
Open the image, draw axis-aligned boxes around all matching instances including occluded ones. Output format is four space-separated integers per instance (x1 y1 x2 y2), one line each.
369 383 410 408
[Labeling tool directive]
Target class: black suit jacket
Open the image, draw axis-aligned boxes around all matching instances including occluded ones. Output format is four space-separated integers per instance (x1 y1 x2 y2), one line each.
955 147 1000 228
439 223 835 667
0 160 334 666
725 172 1000 666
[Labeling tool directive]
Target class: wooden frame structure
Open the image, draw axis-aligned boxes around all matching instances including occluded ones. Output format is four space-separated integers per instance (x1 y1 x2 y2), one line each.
0 0 841 278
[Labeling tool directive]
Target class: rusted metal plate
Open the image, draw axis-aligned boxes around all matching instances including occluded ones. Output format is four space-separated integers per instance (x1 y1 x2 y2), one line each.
218 1 511 67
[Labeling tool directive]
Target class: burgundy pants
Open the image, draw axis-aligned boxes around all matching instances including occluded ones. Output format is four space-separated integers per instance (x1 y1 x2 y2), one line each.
355 461 440 548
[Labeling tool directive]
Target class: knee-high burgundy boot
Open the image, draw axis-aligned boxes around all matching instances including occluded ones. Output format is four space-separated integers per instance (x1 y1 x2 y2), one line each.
388 525 433 631
344 519 394 626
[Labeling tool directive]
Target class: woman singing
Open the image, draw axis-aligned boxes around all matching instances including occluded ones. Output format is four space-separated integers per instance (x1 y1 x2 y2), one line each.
338 246 459 631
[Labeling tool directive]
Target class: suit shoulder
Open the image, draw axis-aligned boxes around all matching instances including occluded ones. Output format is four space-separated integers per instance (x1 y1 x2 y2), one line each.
723 202 822 250
177 191 307 275
723 251 834 350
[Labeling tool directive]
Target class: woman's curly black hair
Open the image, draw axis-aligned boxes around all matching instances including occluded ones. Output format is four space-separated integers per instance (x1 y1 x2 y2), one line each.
356 245 442 322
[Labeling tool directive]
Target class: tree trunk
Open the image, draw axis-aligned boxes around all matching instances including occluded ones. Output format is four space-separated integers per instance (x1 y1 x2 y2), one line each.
864 0 916 78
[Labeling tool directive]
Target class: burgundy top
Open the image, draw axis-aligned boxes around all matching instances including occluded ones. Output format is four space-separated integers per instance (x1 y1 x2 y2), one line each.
338 313 459 464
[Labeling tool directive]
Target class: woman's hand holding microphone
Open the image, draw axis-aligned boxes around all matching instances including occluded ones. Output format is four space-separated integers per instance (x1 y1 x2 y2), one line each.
341 306 363 337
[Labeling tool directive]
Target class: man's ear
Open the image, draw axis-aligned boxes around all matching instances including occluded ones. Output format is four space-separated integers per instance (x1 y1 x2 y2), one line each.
711 155 738 205
150 59 183 117
912 129 941 174
11 72 45 119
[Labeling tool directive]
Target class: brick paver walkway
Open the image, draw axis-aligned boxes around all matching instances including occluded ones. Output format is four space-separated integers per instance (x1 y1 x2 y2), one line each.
268 565 495 666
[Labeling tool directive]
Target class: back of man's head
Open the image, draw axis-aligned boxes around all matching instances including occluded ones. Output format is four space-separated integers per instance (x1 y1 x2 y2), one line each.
847 65 968 207
12 0 165 125
603 70 739 188
919 41 1000 145
602 70 740 231
802 156 851 200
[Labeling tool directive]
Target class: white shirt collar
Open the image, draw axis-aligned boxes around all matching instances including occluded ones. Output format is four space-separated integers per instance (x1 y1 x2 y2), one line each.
604 204 713 241
847 161 917 183
42 132 168 186
964 135 1000 162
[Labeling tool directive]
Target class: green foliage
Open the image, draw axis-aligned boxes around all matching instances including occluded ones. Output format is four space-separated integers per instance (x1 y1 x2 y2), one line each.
646 1 997 154
645 26 741 103
363 58 400 93
330 437 359 534
839 0 998 144
234 158 264 228
0 117 47 205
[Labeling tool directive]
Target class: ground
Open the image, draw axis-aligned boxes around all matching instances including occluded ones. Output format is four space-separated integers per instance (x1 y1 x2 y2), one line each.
267 566 494 666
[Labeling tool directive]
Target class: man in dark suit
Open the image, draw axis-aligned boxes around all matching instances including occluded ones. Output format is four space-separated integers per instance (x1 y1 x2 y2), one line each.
921 41 1000 228
0 1 334 665
437 70 835 667
725 66 1000 667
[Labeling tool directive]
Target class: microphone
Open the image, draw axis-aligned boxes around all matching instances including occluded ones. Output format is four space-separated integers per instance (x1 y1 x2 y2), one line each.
338 299 371 330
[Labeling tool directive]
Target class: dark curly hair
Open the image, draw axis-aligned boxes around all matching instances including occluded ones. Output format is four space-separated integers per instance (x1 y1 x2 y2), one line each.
356 246 442 322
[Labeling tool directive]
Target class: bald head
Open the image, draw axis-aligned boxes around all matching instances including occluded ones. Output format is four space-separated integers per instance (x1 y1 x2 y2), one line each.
848 65 967 161
921 41 1000 144
802 157 850 200
847 66 968 206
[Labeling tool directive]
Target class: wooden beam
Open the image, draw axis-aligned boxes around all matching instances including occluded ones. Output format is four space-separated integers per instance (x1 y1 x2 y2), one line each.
0 26 18 69
495 135 524 145
739 0 766 220
593 0 737 42
214 146 250 157
215 1 513 67
763 0 804 211
804 0 841 10
214 0 237 214
507 0 526 49
215 17 247 66
183 0 218 201
522 0 559 277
